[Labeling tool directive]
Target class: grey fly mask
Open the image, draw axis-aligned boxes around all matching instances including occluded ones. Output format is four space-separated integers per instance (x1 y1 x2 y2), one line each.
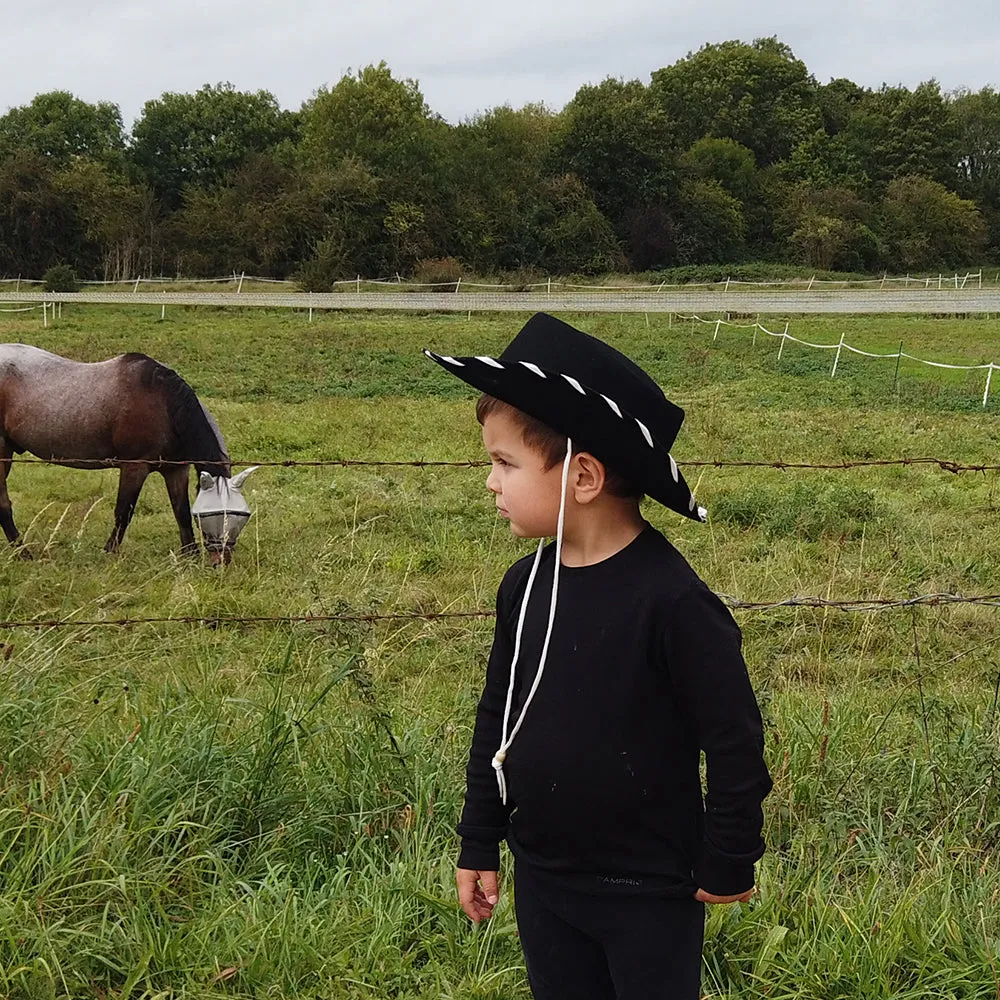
191 466 259 561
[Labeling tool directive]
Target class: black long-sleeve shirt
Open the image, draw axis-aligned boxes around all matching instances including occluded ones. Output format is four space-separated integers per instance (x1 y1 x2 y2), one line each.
457 523 772 897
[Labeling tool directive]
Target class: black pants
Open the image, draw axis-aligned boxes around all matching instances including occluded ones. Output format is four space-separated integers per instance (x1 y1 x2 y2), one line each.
514 865 704 1000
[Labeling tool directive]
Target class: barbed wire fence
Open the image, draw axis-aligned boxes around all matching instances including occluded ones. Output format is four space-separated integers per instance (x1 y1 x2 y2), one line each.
0 452 995 634
0 593 998 633
0 455 997 472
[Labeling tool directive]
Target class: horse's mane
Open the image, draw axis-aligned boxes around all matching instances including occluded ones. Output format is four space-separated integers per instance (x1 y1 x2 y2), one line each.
124 354 230 477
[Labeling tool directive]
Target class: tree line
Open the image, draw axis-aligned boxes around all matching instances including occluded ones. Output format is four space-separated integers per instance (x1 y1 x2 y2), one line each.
1 38 997 285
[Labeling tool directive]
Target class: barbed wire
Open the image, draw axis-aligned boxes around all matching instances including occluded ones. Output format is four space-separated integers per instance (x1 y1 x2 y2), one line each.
1 593 997 632
1 456 998 473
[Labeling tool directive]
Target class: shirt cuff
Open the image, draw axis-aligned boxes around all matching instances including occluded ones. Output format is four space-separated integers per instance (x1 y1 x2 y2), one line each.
693 851 756 897
458 839 502 872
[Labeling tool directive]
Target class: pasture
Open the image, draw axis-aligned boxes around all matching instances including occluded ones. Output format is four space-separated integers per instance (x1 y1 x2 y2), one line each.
0 305 998 999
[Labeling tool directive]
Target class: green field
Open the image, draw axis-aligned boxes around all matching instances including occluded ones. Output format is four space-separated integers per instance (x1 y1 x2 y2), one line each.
0 306 998 998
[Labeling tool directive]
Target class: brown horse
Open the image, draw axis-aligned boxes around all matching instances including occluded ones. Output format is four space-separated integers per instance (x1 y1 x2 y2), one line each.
0 344 257 562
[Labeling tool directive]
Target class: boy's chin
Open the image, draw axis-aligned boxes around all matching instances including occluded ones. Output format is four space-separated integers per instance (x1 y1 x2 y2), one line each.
509 522 554 539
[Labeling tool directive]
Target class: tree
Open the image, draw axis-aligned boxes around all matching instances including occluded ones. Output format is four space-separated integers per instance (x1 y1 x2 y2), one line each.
879 175 986 270
816 78 868 135
781 129 867 188
680 137 757 203
952 87 1000 255
56 159 161 280
0 91 124 165
301 63 446 197
167 153 376 278
650 38 821 166
534 174 624 274
130 83 297 209
777 184 881 272
553 78 678 233
0 151 83 276
446 104 559 271
844 82 958 188
674 179 746 263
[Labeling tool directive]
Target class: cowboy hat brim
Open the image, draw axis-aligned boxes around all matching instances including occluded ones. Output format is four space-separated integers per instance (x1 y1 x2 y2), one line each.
424 350 706 522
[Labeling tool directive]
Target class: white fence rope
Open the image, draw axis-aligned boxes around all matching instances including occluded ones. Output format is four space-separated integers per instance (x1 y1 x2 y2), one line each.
676 312 998 408
1 270 992 292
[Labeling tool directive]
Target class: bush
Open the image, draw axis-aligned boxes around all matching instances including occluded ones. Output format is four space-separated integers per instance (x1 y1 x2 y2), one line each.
640 262 870 285
499 266 546 291
42 265 78 292
295 237 347 293
411 257 464 288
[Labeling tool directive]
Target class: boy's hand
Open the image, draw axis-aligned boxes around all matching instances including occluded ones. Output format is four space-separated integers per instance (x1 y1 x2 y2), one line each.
457 868 500 922
695 887 755 904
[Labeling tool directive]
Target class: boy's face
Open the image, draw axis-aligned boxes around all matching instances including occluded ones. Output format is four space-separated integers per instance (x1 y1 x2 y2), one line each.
481 409 565 538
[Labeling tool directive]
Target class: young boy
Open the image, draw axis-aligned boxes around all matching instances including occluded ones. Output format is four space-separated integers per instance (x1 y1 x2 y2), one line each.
424 313 773 1000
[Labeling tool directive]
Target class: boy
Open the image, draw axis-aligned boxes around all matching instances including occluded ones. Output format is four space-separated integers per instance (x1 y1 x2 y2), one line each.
424 313 772 999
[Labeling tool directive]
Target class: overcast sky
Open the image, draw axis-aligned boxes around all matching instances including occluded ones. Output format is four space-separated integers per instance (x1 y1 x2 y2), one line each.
3 0 998 128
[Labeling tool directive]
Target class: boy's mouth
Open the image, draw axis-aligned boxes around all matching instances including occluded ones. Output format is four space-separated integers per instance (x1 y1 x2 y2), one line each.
497 507 510 519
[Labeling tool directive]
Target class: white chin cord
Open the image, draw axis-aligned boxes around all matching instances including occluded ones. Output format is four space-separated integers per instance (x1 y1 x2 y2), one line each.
492 436 573 805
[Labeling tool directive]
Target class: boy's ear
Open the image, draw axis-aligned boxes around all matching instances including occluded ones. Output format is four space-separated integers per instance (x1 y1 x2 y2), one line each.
572 451 607 504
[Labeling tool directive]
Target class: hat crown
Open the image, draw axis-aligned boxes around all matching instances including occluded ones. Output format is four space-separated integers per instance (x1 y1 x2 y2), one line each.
498 313 683 450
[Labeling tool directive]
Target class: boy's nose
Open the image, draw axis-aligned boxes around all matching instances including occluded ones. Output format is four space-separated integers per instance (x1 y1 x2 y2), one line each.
486 468 500 494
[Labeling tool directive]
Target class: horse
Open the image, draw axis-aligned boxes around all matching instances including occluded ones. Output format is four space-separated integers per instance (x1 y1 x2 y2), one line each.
0 344 258 564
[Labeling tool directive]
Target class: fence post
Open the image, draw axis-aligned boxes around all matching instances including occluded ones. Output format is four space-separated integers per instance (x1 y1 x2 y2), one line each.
713 319 721 342
724 276 731 292
237 271 245 294
831 333 845 377
807 275 815 291
133 276 141 293
904 274 909 288
42 302 47 328
777 322 789 360
880 272 887 290
938 274 942 290
984 364 995 410
357 275 361 294
893 341 903 393
547 277 551 296
455 277 461 294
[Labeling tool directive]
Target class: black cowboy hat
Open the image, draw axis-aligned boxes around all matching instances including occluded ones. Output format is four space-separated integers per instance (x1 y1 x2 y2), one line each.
424 312 706 521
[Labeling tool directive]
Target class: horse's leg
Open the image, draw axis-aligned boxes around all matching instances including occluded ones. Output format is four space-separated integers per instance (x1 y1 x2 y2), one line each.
105 463 150 553
0 443 30 559
162 464 198 556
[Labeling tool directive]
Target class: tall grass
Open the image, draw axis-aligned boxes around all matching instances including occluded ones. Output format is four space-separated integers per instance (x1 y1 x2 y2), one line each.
0 307 997 997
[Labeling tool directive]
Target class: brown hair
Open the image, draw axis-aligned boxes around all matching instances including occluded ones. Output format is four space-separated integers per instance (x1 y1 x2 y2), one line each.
476 394 642 500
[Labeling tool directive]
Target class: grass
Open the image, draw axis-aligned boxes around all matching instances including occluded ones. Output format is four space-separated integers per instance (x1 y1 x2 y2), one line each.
0 305 998 997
